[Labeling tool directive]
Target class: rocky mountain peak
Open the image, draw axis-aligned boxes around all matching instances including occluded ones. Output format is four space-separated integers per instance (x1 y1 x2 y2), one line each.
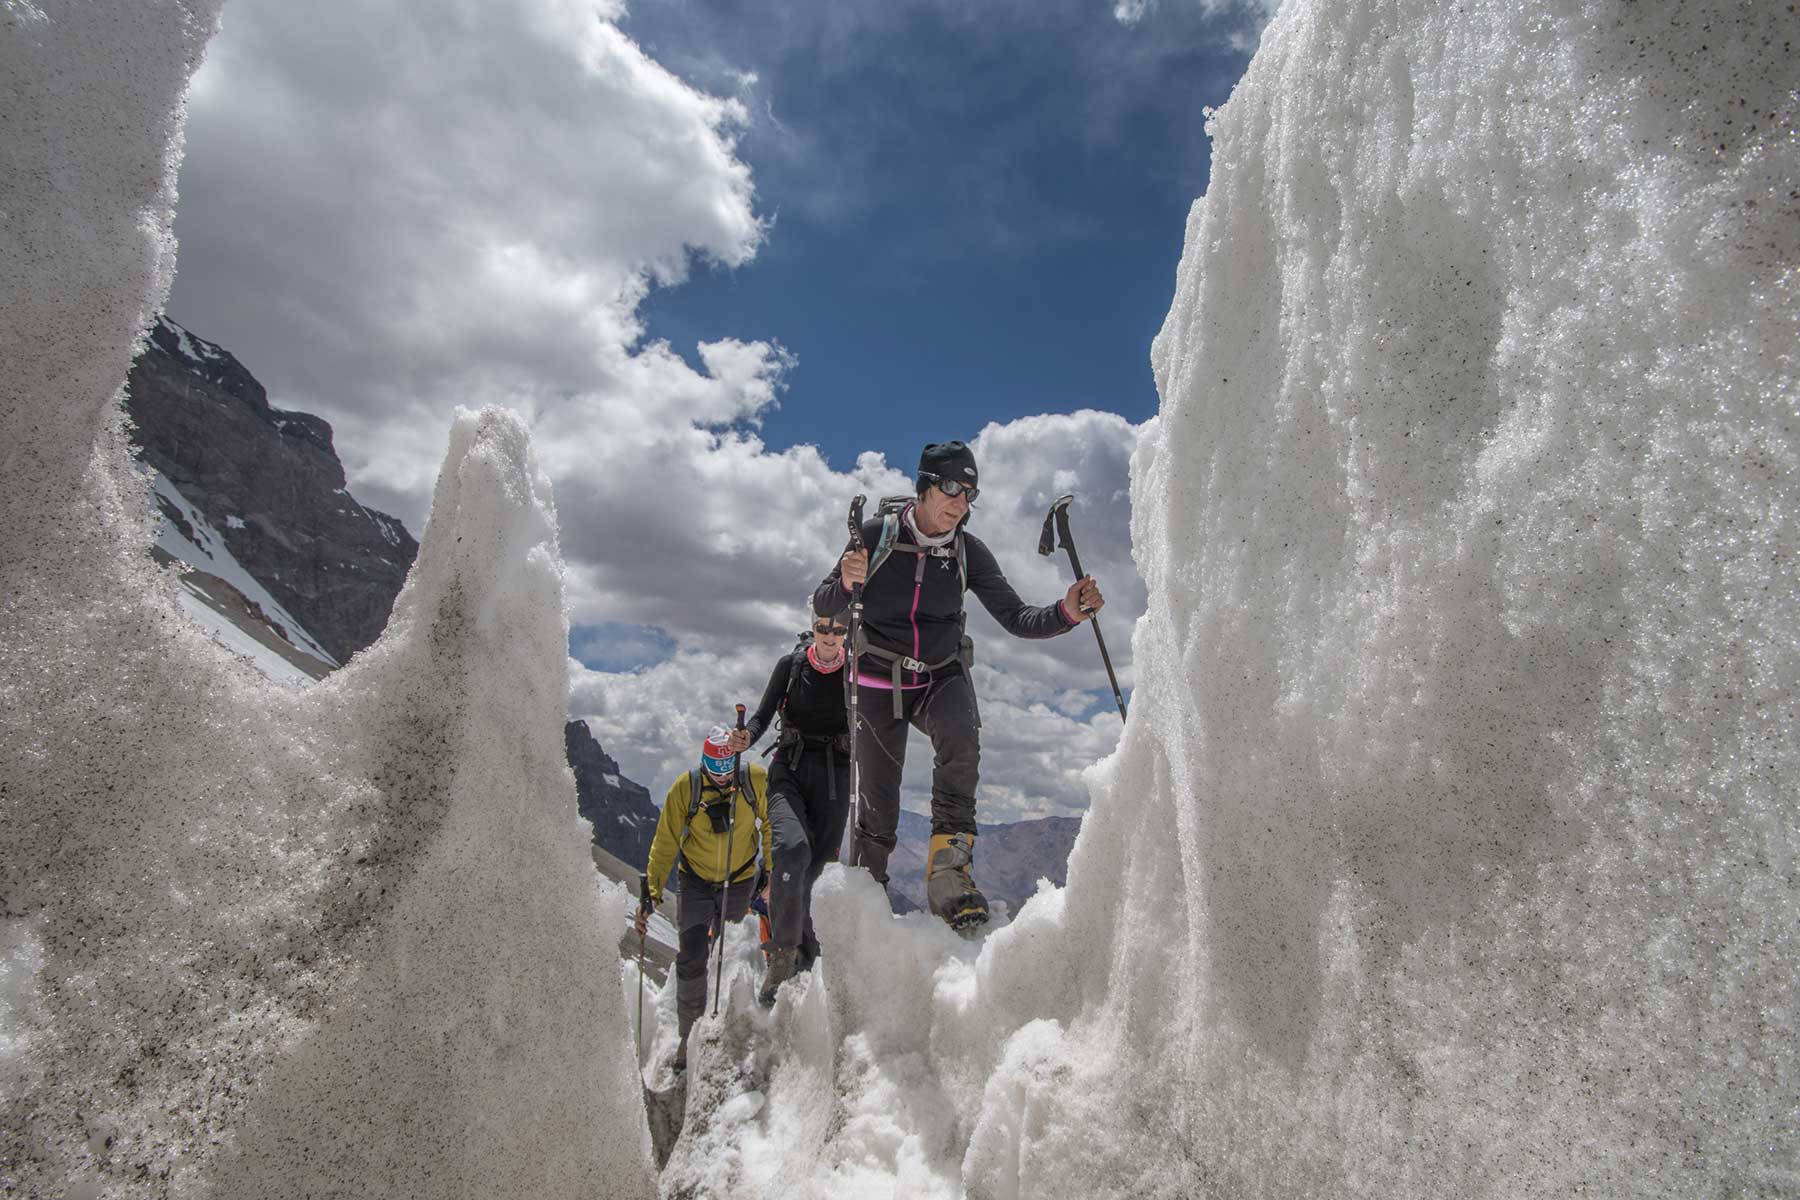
566 719 660 869
126 316 418 663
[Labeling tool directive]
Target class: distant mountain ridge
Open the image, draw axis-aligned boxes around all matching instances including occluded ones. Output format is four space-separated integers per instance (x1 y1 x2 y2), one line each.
885 808 1081 918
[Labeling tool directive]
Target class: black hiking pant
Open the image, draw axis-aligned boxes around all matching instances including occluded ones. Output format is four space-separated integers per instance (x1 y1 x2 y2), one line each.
849 670 980 886
766 740 850 961
674 869 755 1044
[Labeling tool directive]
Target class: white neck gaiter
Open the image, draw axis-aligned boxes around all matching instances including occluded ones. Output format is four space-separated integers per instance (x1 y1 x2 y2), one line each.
904 502 957 548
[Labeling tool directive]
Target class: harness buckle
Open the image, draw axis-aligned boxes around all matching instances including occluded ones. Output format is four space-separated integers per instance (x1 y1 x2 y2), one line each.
900 656 927 672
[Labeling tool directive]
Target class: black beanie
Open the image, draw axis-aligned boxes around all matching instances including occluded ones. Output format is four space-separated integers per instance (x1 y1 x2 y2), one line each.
918 440 978 489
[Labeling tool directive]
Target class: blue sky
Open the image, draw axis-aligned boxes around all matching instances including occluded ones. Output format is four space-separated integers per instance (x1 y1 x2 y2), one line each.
626 0 1255 474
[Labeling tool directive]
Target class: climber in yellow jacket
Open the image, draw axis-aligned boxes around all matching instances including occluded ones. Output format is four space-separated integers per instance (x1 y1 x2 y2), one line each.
635 723 770 1074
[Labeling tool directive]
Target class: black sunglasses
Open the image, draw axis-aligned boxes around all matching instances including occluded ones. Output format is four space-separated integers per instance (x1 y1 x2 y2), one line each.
923 473 979 503
813 622 849 637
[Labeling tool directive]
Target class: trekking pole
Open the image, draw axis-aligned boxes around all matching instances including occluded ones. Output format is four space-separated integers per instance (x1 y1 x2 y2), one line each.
1038 494 1128 721
712 703 747 1018
635 872 650 1059
843 495 867 868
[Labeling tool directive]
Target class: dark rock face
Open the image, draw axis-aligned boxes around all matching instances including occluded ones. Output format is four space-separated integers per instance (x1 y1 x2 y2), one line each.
566 719 661 870
124 317 417 664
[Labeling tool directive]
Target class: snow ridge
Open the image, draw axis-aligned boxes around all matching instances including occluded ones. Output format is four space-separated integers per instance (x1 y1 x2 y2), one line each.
0 6 653 1195
200 408 653 1198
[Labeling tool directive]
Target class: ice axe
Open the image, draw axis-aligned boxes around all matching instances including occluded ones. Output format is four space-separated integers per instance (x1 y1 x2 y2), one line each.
1038 494 1127 721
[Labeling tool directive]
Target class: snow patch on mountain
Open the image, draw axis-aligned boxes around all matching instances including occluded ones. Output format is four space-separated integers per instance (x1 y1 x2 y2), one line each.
161 314 223 364
149 467 338 670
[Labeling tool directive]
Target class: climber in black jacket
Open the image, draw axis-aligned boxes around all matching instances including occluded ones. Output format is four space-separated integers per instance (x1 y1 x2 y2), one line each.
812 440 1105 929
740 605 853 1004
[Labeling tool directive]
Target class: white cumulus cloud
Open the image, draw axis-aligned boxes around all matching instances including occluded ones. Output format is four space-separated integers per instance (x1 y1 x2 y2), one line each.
170 0 773 518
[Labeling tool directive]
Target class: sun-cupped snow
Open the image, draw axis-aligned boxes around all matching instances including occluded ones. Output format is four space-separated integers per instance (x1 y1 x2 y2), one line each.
200 408 653 1198
0 4 654 1196
1026 1 1794 1195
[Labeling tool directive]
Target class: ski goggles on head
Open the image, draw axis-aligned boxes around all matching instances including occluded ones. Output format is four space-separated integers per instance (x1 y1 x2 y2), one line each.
921 473 978 503
813 621 848 637
700 749 736 777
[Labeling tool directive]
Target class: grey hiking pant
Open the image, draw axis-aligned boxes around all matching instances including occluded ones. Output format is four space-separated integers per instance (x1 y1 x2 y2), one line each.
766 743 850 958
674 870 756 1042
849 670 980 886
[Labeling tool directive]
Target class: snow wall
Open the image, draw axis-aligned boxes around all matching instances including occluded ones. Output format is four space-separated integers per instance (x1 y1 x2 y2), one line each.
659 1 1796 1196
969 0 1796 1194
0 4 654 1196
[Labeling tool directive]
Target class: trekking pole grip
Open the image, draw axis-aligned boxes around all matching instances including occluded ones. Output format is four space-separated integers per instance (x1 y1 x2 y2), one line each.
847 493 867 601
1054 507 1087 595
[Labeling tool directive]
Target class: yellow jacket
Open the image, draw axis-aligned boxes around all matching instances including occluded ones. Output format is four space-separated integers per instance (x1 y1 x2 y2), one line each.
644 763 770 905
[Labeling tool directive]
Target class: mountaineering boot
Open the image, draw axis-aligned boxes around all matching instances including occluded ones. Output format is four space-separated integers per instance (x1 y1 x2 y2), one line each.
925 832 989 930
758 947 798 1007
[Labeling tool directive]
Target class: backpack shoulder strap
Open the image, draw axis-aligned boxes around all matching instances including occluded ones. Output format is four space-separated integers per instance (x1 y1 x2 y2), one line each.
786 644 809 708
685 768 706 818
673 769 707 879
870 500 965 590
867 510 903 581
